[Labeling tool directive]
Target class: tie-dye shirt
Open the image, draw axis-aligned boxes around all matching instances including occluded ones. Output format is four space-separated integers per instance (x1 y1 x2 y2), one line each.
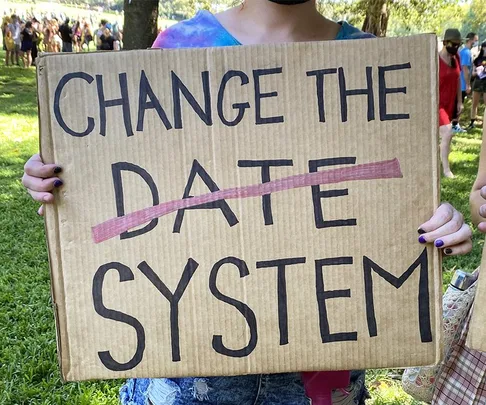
152 10 374 49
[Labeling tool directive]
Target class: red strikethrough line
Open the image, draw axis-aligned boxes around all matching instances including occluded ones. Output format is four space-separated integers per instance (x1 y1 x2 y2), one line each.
91 158 402 244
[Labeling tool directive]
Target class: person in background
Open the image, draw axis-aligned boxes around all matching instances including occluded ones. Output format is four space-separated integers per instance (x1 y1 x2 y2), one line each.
20 20 34 68
452 32 478 133
439 28 463 178
1 13 9 57
8 14 21 65
83 22 93 51
112 21 122 49
460 33 478 99
43 23 54 52
4 20 14 66
72 20 82 52
467 42 486 131
59 17 72 52
99 27 115 51
31 18 40 66
52 20 62 52
95 19 107 50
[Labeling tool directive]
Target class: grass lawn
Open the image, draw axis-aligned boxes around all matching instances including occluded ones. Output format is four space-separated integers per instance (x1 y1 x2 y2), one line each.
0 49 484 404
0 52 120 404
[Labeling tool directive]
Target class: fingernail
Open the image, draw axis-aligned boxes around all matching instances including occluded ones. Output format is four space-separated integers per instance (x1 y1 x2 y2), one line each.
54 166 62 174
435 240 445 248
445 248 453 255
419 236 427 244
418 228 426 235
54 180 63 188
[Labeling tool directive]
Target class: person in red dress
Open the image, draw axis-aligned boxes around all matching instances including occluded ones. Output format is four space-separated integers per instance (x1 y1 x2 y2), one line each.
439 28 464 178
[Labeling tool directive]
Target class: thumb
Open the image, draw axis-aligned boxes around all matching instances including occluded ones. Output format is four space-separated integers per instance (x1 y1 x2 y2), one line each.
481 186 486 201
478 221 486 233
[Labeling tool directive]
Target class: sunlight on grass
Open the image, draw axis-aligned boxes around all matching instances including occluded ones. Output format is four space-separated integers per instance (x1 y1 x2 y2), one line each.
369 382 423 405
451 150 480 162
455 136 482 146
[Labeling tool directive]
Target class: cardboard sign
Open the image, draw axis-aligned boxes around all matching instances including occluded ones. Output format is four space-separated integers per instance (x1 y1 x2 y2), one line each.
37 34 441 382
468 244 486 352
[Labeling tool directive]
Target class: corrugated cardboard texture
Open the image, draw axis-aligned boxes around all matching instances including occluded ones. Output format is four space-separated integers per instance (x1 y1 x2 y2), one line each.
468 243 486 352
37 35 441 381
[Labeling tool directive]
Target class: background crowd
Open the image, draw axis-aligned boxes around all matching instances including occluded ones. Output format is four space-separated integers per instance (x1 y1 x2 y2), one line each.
1 10 122 68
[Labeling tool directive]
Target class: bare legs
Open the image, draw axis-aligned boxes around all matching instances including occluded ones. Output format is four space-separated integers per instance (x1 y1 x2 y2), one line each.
20 50 32 68
9 48 18 65
470 91 481 127
440 124 454 178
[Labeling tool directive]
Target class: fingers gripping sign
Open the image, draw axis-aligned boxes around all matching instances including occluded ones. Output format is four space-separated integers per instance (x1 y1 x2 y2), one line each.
418 203 473 256
477 186 486 233
22 154 63 216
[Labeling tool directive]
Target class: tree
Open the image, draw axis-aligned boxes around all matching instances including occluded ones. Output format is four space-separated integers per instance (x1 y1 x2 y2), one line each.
123 0 159 50
360 0 388 37
159 0 237 20
464 0 486 40
122 0 236 49
388 1 467 37
159 0 193 20
318 0 457 37
359 0 456 37
316 0 362 27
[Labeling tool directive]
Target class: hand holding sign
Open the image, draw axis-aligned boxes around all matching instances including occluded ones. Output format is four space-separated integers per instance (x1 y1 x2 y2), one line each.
418 203 472 256
22 154 472 253
22 154 63 216
476 186 486 233
35 37 458 380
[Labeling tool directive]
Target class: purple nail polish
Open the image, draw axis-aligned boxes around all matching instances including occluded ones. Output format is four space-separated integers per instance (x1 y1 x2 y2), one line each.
418 228 426 235
54 166 62 174
435 240 444 248
54 180 63 188
445 248 453 255
419 236 427 244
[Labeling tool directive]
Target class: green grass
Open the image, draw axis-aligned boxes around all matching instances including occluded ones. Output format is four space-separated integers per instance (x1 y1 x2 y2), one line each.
0 49 484 404
0 51 120 404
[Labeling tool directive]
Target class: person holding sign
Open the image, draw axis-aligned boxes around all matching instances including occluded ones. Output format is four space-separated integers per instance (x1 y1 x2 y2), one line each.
23 1 474 404
439 29 464 179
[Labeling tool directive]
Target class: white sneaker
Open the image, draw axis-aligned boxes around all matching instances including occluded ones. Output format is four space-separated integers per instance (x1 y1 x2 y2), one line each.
452 124 467 133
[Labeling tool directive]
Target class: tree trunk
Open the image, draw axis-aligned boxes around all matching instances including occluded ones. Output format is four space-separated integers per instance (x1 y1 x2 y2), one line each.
123 0 159 50
361 0 389 37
